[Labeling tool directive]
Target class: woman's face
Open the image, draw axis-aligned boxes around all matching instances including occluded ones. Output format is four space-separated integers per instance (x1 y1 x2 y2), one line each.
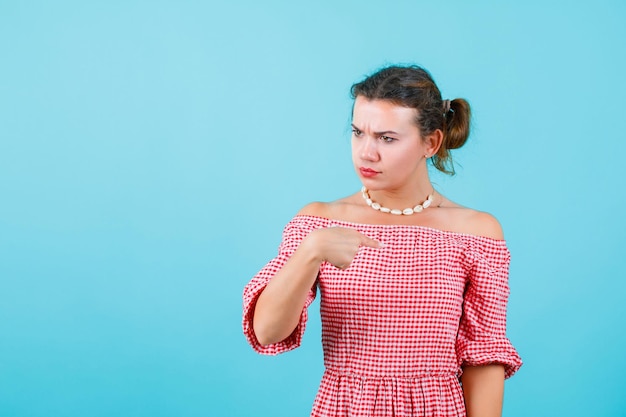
351 96 431 192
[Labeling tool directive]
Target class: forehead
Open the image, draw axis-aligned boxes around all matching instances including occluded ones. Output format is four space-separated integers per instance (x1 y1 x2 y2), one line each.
352 96 417 128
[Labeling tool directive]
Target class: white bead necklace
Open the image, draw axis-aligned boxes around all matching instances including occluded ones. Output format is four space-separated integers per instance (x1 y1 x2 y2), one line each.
361 186 434 215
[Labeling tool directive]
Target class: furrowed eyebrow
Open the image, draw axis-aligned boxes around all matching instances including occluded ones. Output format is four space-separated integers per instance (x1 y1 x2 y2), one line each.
351 124 399 136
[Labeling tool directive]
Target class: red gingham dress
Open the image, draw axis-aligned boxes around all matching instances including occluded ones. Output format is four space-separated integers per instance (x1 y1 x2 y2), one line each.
243 215 522 417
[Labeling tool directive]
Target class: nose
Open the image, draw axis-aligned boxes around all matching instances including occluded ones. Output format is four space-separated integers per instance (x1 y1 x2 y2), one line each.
360 136 379 161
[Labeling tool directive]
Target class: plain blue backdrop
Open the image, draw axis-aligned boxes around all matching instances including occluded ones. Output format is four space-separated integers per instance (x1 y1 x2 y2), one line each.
1 1 625 416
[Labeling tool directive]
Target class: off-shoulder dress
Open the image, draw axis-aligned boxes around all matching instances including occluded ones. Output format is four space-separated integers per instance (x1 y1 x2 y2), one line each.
243 215 522 417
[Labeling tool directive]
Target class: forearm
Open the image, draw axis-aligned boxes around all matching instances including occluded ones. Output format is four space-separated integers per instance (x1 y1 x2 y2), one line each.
461 364 505 417
252 239 321 346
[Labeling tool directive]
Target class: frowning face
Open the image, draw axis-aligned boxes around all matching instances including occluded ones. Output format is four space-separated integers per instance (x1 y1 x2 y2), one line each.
351 96 436 193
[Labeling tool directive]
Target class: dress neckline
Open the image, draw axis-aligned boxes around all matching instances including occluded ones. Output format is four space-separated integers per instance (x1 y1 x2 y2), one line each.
291 214 508 244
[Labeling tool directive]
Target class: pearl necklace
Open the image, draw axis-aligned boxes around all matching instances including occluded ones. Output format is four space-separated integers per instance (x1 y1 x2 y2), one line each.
361 186 434 215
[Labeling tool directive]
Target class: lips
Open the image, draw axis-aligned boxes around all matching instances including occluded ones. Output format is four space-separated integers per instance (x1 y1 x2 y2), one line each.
359 167 379 178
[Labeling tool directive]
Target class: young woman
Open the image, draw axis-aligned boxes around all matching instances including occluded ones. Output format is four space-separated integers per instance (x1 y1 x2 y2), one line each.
242 65 522 417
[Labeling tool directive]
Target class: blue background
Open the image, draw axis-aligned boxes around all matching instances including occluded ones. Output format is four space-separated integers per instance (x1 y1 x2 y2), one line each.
1 1 625 416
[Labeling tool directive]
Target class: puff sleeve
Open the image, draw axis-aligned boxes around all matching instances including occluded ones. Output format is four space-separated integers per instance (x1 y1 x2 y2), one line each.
242 218 318 355
456 241 522 378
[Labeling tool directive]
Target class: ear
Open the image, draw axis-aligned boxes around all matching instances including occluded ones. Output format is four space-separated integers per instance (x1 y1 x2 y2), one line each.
424 129 444 156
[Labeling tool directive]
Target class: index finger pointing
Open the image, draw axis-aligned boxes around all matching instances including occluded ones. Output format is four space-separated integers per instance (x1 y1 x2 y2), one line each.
359 233 383 248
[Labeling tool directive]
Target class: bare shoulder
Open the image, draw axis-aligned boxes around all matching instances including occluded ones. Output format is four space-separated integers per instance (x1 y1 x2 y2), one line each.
437 198 500 240
296 195 359 219
457 209 504 240
296 201 331 217
472 210 504 240
437 196 504 240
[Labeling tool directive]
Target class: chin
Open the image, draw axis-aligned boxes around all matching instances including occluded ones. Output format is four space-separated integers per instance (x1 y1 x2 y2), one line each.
360 180 384 191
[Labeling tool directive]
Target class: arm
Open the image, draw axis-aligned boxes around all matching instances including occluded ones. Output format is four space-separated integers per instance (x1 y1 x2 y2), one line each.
461 364 505 417
456 212 522 414
252 233 323 346
253 226 380 346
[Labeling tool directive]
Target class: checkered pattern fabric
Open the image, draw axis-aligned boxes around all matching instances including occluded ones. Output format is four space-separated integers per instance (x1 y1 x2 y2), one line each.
243 215 522 417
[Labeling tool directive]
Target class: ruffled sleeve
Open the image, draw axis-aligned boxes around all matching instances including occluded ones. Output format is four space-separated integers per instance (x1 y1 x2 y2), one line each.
242 217 318 355
456 239 522 379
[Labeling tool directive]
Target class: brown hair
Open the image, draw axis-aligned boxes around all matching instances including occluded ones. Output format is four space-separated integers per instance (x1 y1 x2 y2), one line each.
350 65 471 175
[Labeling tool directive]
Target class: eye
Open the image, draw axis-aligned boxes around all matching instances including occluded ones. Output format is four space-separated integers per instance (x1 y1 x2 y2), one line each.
380 135 396 143
352 128 363 137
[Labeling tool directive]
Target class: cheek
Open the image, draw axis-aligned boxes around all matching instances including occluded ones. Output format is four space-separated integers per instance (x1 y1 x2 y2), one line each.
394 146 422 167
350 138 361 158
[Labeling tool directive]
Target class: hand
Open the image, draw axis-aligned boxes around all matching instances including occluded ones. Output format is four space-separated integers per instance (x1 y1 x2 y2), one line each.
303 226 381 270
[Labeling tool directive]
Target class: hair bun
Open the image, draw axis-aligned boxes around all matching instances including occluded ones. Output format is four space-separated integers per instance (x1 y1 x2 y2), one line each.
442 98 471 151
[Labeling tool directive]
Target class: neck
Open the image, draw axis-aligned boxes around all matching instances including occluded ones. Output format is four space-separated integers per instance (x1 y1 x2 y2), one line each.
366 178 434 209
